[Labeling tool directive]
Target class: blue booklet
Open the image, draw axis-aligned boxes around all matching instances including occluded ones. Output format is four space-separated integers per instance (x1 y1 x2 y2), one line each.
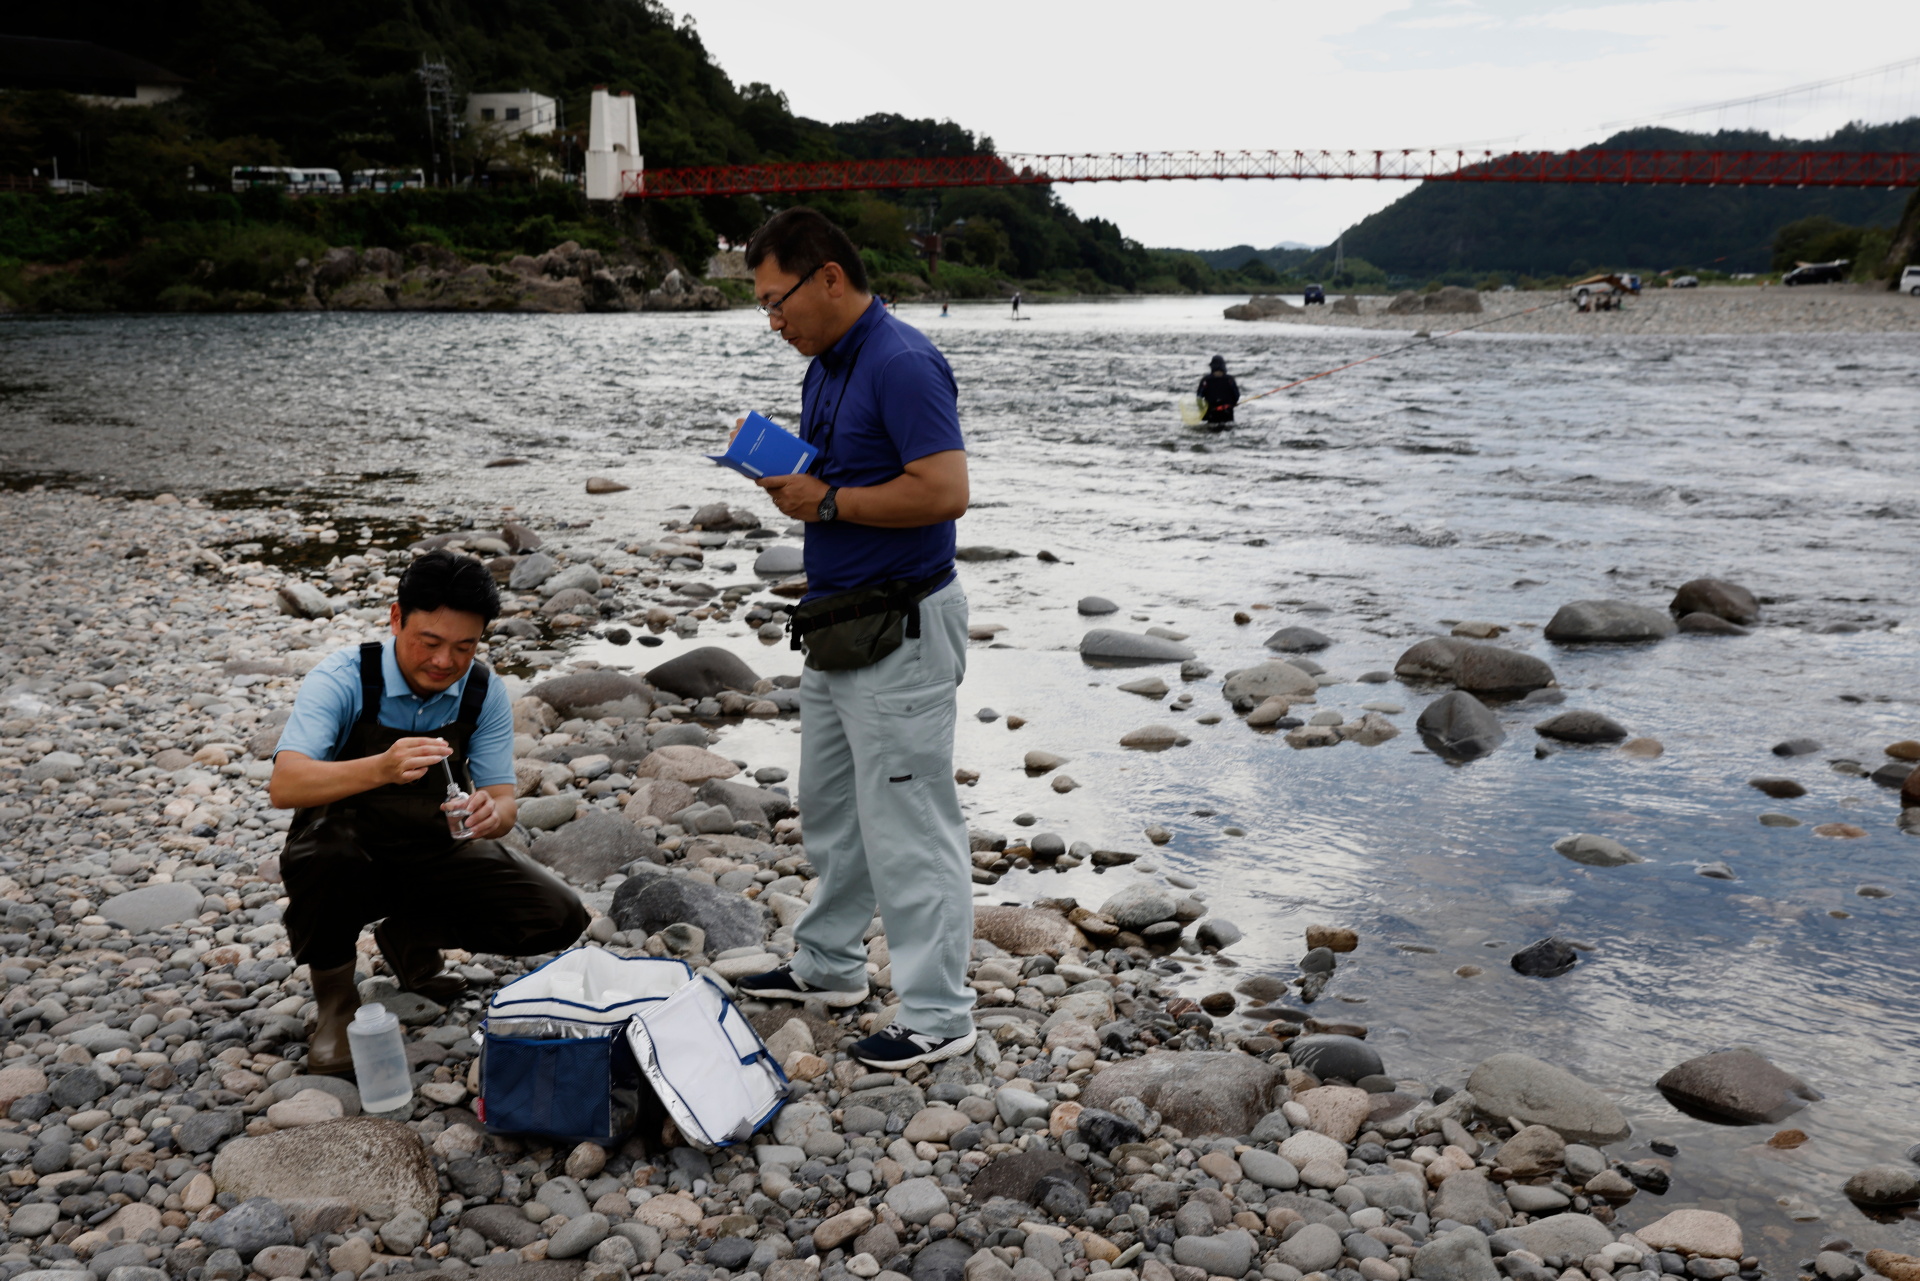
708 412 820 479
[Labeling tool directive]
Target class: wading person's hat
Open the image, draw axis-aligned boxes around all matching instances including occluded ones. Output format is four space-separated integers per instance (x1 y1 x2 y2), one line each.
1209 355 1227 370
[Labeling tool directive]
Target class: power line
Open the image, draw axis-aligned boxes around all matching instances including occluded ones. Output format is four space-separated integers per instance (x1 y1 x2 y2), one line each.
1592 53 1920 133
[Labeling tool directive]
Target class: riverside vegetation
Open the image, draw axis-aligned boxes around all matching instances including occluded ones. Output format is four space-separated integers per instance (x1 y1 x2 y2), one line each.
2 479 1918 1281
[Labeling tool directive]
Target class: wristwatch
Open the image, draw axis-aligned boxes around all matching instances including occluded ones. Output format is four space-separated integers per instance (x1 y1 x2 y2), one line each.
816 486 839 523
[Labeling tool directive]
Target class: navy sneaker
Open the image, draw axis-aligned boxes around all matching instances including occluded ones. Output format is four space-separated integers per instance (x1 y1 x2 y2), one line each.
851 1024 978 1069
735 964 868 1009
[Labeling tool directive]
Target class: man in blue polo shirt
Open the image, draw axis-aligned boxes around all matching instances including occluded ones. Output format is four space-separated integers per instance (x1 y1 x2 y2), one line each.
270 550 586 1073
732 208 977 1070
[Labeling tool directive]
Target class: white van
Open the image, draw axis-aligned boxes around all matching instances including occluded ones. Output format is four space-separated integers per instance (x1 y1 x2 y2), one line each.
1902 266 1920 297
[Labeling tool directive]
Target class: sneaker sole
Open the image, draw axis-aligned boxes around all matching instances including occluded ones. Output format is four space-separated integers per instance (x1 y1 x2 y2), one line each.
737 981 869 1008
854 1027 978 1070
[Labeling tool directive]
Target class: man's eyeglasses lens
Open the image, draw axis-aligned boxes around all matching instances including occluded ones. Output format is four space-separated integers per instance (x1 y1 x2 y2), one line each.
758 267 819 317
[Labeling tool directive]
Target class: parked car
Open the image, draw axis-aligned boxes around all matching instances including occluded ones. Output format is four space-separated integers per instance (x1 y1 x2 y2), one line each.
1902 266 1920 296
1670 275 1699 288
1302 284 1326 305
1782 260 1849 285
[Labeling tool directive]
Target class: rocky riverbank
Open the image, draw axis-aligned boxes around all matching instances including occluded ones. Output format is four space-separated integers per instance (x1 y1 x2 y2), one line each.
1222 287 1920 336
2 484 1919 1281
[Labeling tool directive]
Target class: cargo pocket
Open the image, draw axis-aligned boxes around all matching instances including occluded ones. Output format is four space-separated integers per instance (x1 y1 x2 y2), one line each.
872 681 955 790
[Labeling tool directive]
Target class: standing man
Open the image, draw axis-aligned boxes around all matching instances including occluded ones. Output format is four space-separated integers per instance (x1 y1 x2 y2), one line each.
1198 354 1240 426
269 550 587 1074
733 207 977 1070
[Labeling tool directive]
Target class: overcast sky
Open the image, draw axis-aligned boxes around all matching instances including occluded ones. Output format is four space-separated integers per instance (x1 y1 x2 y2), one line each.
670 0 1920 250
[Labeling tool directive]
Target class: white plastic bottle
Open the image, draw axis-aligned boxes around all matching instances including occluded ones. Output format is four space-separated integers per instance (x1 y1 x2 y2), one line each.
347 1003 413 1112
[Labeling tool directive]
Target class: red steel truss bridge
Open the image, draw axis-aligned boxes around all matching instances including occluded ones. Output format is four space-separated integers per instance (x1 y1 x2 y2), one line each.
624 147 1920 199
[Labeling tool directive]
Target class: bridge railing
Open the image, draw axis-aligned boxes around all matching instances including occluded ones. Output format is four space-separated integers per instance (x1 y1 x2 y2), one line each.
622 148 1920 198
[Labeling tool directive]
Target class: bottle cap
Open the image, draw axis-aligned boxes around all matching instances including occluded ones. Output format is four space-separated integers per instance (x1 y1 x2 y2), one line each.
352 1003 397 1031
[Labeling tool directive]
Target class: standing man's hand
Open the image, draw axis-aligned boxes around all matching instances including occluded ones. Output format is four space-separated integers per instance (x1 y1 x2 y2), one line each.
730 416 745 444
382 736 453 785
759 472 830 521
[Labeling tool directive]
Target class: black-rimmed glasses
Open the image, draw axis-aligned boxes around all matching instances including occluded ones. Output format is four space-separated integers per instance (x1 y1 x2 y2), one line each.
757 266 818 318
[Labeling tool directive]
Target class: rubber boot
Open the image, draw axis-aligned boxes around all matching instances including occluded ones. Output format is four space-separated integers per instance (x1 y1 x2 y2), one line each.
307 961 361 1076
375 918 470 1001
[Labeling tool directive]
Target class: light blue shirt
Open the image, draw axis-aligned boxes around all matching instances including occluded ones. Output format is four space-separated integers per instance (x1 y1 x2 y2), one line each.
274 638 516 789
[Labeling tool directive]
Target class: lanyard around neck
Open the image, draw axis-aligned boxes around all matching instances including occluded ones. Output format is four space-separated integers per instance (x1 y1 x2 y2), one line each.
803 320 874 477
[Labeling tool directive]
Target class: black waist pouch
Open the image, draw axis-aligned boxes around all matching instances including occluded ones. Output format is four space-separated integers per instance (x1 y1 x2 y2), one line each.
790 570 951 672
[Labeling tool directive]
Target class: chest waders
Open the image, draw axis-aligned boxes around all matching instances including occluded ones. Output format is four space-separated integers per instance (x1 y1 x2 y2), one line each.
281 643 588 1074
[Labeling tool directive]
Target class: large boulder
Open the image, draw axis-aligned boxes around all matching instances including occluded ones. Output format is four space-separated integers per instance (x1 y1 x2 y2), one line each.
1416 691 1505 760
647 647 761 700
1669 578 1759 625
1394 638 1554 693
1078 1051 1285 1137
1655 1048 1820 1124
530 810 659 884
1221 661 1318 703
211 1118 438 1219
1543 600 1678 644
529 671 653 718
1466 1053 1629 1143
1098 884 1180 931
1080 629 1195 663
611 865 767 954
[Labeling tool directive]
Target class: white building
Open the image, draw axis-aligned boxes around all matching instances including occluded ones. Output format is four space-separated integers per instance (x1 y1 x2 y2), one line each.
466 90 558 138
585 87 643 201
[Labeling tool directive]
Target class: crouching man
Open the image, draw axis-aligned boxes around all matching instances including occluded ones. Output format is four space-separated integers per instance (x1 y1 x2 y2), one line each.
269 550 587 1073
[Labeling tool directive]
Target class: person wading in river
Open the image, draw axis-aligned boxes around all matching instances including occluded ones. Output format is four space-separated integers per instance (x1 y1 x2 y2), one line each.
269 550 587 1074
732 206 978 1069
1198 354 1240 426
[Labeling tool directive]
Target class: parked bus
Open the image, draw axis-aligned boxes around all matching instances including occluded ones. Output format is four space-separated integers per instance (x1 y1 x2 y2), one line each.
230 166 344 196
350 168 426 193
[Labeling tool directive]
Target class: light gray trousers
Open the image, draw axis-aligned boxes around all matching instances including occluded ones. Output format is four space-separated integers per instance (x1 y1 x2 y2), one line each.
790 580 974 1039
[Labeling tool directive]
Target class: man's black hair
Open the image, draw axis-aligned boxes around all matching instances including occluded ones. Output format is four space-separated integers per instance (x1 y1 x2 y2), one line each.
397 549 500 624
745 207 870 293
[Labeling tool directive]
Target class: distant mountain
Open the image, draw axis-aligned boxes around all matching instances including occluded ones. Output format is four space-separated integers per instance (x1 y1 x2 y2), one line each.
1315 120 1920 279
1173 244 1320 272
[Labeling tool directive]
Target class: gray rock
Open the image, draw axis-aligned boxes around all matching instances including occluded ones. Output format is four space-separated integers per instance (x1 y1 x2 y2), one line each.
753 545 806 576
462 1204 542 1248
1655 1048 1821 1124
540 564 601 598
548 1212 611 1258
1239 1149 1299 1190
1177 1229 1257 1277
1772 738 1821 757
996 1089 1053 1127
1466 1053 1629 1143
26 751 84 782
647 647 761 700
611 865 768 954
10 1202 60 1237
1287 1035 1384 1082
517 795 581 832
379 1208 430 1253
1429 1168 1509 1230
1274 1224 1341 1273
530 810 655 884
1552 834 1646 867
1221 661 1319 703
1544 600 1678 644
965 1150 1089 1206
1079 629 1195 663
1510 937 1579 978
1505 1184 1571 1213
1394 638 1555 694
276 582 334 620
1488 1213 1615 1260
1265 627 1332 653
1196 918 1243 949
1669 579 1759 625
99 882 210 932
1078 1051 1284 1136
176 1108 243 1154
537 1176 592 1219
1077 597 1120 616
1413 1227 1500 1281
1348 1172 1426 1212
914 1239 976 1281
509 553 559 590
699 778 794 824
1677 612 1749 635
884 1176 949 1224
1099 883 1179 930
195 1197 294 1259
1563 1144 1605 1181
1844 1164 1920 1206
1417 690 1505 760
1534 710 1629 744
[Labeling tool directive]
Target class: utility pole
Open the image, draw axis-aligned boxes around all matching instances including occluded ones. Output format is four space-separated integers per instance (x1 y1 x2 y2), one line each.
417 56 457 187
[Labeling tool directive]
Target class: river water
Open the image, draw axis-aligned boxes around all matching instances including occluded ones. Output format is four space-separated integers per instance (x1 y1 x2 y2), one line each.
4 298 1918 1264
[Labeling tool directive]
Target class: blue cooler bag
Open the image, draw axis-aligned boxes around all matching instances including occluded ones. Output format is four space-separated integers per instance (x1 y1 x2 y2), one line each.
477 949 689 1143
